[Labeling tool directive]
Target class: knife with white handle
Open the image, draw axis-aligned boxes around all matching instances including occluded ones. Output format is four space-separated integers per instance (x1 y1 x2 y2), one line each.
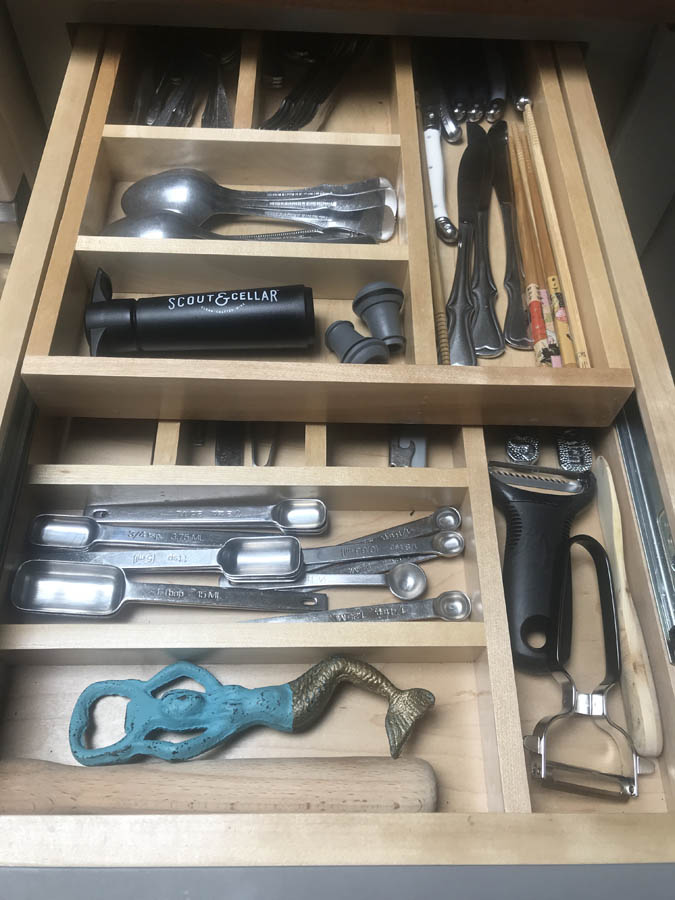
596 456 663 758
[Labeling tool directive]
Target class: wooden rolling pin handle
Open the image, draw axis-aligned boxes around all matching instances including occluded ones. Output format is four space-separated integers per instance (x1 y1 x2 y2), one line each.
0 756 438 815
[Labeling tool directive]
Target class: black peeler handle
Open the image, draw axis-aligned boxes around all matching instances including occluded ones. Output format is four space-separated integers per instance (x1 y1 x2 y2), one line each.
555 534 621 684
489 465 595 672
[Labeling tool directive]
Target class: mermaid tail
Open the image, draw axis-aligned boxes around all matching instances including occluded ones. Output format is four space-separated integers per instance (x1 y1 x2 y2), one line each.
288 655 435 758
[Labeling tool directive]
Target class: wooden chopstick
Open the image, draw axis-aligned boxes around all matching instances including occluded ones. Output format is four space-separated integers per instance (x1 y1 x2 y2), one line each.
522 103 590 367
512 125 561 367
506 123 550 367
515 121 576 367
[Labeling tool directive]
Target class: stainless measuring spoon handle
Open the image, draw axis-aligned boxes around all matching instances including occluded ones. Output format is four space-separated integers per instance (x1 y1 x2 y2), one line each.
301 554 438 575
83 500 326 534
219 573 389 590
36 548 221 572
249 597 440 624
32 516 252 550
303 532 462 568
125 580 327 612
85 502 278 527
340 507 462 546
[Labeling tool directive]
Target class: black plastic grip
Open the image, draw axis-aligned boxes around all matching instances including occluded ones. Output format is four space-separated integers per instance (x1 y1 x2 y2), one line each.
555 534 621 684
489 465 595 672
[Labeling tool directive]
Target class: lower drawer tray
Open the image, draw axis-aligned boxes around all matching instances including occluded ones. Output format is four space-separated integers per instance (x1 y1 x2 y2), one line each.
0 420 673 865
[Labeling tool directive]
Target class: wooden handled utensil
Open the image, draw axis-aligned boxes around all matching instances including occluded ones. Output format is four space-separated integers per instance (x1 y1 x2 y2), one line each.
0 756 438 814
512 126 561 367
515 122 576 367
507 126 549 367
522 102 590 367
595 456 663 758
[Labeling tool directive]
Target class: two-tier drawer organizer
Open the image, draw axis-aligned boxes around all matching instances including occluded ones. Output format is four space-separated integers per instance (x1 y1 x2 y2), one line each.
0 25 672 866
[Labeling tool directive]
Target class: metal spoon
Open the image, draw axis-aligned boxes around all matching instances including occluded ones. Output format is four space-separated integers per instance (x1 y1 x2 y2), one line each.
119 169 397 240
36 532 464 582
83 498 327 534
121 170 397 215
219 561 428 600
102 212 375 243
248 591 472 623
11 560 327 617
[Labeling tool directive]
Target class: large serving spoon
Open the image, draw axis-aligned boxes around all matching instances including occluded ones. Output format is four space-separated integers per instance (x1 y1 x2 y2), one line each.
102 212 375 243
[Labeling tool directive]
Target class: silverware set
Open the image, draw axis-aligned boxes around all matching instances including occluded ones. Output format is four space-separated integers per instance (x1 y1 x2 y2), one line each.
104 169 397 243
130 31 239 128
260 34 370 131
13 500 470 621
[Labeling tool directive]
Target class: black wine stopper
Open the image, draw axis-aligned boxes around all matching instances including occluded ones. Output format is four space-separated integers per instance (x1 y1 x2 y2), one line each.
352 281 405 353
325 320 389 364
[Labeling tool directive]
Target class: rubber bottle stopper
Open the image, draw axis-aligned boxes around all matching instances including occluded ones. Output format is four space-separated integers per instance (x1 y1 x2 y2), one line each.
352 281 406 353
325 321 389 364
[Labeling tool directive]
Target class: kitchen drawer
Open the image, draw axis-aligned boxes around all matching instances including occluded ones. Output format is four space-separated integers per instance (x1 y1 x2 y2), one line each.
0 418 674 865
15 27 637 427
0 24 673 868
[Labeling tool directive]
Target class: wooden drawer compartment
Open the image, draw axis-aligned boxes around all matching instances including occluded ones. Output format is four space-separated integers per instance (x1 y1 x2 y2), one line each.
18 28 635 428
1 420 674 865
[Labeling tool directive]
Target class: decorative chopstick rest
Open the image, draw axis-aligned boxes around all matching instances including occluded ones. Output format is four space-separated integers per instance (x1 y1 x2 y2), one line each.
69 657 435 764
85 268 315 356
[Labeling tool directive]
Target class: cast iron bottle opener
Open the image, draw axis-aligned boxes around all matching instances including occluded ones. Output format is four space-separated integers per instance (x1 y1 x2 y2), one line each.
69 657 435 764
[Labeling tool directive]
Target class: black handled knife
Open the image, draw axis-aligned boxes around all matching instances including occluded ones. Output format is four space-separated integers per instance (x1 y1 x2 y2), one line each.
446 122 489 366
470 122 505 357
488 120 532 350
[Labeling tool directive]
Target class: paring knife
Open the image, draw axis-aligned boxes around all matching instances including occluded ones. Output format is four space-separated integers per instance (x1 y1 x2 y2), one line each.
488 121 532 350
446 122 488 366
416 50 458 245
469 122 505 358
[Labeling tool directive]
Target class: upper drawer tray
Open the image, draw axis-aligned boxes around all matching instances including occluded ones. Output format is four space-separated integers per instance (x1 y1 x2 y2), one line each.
18 29 633 426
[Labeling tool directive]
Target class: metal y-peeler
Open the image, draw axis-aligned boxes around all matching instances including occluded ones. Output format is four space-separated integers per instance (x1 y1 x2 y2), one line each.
523 534 655 800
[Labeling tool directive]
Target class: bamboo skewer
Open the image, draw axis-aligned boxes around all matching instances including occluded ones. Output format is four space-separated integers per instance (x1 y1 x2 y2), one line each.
512 126 561 367
507 125 550 367
515 122 576 367
522 103 590 367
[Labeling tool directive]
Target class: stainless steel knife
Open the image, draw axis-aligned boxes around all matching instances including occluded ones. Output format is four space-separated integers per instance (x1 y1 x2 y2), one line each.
446 121 488 366
470 122 505 358
488 120 532 350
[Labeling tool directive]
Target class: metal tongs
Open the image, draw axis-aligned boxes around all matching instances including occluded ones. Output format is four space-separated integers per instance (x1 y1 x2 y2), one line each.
523 534 655 800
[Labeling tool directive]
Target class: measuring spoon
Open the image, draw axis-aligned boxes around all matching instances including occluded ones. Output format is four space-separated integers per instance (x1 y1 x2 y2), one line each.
29 515 256 551
11 560 328 618
37 532 463 582
219 561 428 600
83 498 327 534
301 531 464 572
248 591 472 624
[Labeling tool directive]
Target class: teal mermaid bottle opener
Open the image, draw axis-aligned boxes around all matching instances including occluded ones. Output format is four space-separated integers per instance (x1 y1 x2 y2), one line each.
69 657 435 765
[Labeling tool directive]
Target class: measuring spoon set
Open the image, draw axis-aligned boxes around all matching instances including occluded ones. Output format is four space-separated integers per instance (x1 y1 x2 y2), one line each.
14 499 470 621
